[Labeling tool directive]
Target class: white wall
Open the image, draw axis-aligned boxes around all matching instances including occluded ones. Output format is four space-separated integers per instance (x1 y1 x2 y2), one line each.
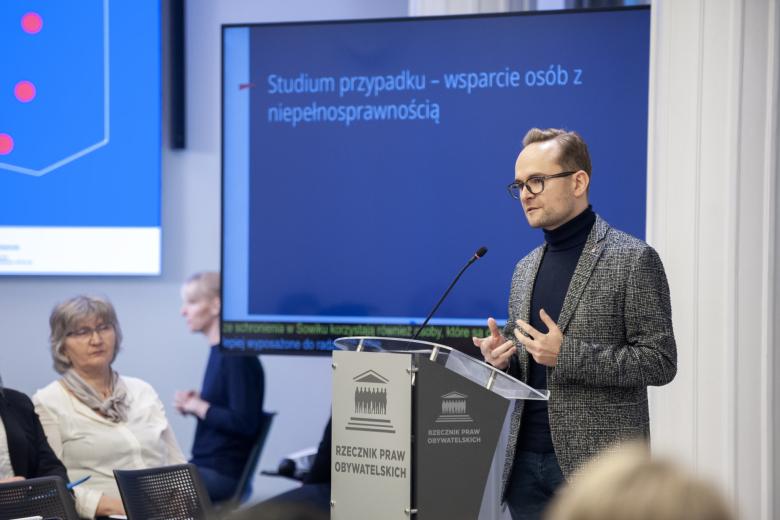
648 2 779 519
0 0 406 504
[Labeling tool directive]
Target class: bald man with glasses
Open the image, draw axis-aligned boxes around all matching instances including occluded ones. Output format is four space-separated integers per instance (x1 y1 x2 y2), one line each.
473 128 677 520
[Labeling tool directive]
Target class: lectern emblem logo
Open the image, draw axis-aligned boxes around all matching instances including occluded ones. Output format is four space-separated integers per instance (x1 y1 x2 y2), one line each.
346 369 395 434
436 391 473 423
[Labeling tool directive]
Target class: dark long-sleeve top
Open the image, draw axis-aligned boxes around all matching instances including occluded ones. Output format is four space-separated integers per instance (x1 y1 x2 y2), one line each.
517 206 595 453
0 388 69 482
190 346 265 479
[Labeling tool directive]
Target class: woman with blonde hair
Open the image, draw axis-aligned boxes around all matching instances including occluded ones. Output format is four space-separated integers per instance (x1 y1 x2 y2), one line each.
33 295 186 519
175 272 265 503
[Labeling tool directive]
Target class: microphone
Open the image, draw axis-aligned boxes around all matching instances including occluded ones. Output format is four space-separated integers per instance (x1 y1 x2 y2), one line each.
412 246 488 340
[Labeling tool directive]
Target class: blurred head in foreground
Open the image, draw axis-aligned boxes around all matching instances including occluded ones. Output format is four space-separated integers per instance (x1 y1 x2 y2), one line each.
545 442 735 520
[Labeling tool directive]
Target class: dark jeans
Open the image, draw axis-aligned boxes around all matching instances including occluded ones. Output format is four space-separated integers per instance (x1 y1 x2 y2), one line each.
505 451 565 520
197 465 240 503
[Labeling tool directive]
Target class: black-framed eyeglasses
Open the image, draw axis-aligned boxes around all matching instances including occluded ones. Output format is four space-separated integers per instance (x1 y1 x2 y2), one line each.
506 171 578 198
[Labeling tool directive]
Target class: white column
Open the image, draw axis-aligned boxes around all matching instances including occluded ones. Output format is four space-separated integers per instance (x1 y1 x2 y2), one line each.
648 1 778 519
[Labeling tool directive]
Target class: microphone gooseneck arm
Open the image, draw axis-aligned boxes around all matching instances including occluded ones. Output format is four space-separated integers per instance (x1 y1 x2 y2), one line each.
411 247 488 340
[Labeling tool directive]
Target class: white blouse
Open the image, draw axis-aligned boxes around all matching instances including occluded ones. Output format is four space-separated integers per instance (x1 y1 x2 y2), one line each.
33 376 186 519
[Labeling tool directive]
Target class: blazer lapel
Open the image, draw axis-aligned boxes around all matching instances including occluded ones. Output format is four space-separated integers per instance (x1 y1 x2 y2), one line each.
556 215 609 333
0 393 28 476
510 245 546 380
0 395 8 422
518 245 546 323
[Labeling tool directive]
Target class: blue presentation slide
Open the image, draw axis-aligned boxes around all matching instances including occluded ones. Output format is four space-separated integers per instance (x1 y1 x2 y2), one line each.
222 9 650 353
0 0 161 275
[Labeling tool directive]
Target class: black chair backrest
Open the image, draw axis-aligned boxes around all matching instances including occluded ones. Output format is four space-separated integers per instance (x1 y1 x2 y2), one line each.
114 463 212 520
228 411 276 506
0 476 78 520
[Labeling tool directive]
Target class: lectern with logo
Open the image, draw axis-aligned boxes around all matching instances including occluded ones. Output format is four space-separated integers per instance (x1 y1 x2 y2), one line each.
331 336 548 520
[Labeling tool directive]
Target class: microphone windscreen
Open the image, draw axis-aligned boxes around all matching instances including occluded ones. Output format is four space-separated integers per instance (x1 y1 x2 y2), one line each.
278 458 296 478
475 246 488 258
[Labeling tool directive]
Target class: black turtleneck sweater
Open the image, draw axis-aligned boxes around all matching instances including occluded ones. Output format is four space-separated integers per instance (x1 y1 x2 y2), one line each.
517 206 596 453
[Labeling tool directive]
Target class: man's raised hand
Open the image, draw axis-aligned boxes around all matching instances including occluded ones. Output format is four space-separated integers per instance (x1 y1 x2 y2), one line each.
472 317 516 370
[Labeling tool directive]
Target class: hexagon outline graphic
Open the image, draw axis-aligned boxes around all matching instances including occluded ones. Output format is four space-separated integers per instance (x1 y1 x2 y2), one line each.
0 0 110 177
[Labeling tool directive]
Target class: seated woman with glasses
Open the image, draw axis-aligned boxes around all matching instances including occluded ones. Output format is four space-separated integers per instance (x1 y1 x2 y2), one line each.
33 295 186 519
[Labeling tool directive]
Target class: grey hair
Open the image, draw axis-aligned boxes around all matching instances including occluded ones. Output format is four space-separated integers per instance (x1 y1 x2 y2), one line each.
49 295 123 374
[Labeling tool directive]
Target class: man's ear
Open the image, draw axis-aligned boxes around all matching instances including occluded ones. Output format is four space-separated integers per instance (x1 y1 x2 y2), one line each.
574 170 590 196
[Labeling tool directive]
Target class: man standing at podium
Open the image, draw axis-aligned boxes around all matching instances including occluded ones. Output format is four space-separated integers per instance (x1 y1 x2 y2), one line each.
473 128 677 520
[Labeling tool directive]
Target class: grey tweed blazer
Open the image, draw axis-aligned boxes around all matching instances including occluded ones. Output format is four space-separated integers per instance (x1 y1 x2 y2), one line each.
500 215 677 499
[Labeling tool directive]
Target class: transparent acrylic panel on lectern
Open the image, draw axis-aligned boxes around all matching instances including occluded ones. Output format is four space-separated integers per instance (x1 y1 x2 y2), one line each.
333 336 548 401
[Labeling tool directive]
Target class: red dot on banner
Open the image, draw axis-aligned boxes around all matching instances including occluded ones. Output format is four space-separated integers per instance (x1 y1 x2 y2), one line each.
14 81 36 103
21 12 43 34
0 134 14 155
